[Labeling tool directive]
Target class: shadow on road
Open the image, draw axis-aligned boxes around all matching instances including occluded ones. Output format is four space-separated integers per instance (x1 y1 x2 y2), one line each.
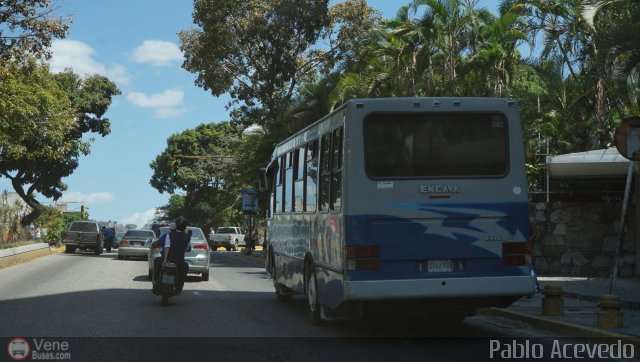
58 251 125 259
132 275 204 283
238 271 267 279
0 286 503 339
210 251 265 269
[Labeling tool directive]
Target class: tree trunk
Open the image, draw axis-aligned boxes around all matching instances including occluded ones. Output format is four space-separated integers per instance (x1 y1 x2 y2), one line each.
21 208 43 228
11 177 45 227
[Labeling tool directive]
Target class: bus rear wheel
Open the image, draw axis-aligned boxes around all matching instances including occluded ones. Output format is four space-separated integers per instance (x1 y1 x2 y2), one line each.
306 265 322 325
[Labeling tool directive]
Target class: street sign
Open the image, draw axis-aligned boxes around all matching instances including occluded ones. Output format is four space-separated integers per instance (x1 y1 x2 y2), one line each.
615 116 640 160
241 188 259 214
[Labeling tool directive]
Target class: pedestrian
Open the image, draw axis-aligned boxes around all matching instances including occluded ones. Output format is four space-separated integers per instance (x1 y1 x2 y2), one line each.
102 226 115 252
34 225 42 241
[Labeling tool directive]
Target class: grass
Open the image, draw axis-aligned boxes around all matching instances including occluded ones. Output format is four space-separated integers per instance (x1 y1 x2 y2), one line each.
0 240 45 250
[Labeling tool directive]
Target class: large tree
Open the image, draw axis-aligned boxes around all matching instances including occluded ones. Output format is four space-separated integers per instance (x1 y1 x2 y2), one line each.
178 0 378 132
149 122 249 229
0 63 120 226
0 0 70 62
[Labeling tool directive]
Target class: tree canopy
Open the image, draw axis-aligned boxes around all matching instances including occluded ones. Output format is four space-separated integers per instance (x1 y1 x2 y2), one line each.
0 0 70 62
0 63 120 226
149 0 640 229
179 0 378 131
149 122 254 229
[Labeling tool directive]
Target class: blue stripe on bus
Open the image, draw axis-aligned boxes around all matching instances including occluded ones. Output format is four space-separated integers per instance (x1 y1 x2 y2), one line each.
344 201 530 281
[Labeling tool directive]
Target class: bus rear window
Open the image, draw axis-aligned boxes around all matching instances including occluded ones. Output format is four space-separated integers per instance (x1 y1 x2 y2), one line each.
364 112 509 178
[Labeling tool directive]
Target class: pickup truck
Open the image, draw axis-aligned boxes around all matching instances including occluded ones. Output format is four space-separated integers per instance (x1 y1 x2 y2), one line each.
64 220 103 255
209 226 244 251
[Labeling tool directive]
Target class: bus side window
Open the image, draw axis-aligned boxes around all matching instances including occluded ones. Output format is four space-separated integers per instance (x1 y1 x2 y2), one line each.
275 156 284 213
285 151 294 213
267 164 278 219
319 132 332 211
294 147 304 212
306 140 318 213
330 127 343 211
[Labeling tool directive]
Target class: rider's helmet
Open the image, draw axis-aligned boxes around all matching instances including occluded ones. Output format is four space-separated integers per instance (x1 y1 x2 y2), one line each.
174 216 188 231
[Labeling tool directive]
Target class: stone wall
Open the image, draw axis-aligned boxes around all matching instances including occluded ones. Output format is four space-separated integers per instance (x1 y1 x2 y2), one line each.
531 202 637 277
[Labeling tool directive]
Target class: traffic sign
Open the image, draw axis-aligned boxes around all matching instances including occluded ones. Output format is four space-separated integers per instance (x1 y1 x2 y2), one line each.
242 188 259 214
615 116 640 160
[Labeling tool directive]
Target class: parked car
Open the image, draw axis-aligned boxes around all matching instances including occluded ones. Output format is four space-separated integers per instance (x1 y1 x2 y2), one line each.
64 220 103 255
118 229 155 260
209 226 245 251
148 226 210 281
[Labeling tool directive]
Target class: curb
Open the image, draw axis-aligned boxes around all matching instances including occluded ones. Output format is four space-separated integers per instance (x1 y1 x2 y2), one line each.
0 244 62 270
478 307 640 349
562 291 640 311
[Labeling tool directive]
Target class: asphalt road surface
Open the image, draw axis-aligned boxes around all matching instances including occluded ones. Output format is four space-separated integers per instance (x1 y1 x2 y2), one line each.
0 250 586 362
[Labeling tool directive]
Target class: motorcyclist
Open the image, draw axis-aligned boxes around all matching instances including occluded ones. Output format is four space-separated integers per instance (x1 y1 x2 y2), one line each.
152 216 191 295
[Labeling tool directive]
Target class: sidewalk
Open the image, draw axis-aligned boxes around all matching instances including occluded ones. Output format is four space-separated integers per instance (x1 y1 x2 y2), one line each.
480 276 640 347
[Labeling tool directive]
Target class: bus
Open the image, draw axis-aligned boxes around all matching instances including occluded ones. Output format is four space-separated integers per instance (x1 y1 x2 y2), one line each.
262 97 535 324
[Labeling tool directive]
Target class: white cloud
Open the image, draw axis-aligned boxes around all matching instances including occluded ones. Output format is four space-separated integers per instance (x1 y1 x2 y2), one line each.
127 89 184 108
49 39 131 85
59 191 114 204
121 208 157 229
127 89 184 119
131 40 183 66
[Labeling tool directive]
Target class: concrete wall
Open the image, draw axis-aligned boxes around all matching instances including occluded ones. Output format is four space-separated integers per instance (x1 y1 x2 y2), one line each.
0 243 54 269
531 202 638 277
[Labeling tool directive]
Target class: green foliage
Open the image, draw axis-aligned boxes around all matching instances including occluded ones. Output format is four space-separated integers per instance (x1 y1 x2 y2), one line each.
180 0 329 116
0 0 70 62
37 207 66 246
152 0 640 226
149 122 250 230
179 0 378 131
0 195 29 242
154 194 185 223
0 62 120 226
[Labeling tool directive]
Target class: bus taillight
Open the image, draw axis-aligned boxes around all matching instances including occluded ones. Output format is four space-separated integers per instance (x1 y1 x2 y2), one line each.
502 242 531 255
347 246 379 270
502 242 531 266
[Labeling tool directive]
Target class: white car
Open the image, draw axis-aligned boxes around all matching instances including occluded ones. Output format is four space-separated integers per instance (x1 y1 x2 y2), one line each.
148 226 210 281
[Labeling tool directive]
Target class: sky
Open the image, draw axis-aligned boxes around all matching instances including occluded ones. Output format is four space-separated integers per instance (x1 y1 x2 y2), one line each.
1 0 499 228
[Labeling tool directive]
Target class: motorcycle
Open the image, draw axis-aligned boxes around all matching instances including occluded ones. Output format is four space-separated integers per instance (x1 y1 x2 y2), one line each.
158 262 179 306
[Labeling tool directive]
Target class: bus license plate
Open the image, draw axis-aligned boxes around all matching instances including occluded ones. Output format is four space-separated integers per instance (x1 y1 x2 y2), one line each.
427 259 453 273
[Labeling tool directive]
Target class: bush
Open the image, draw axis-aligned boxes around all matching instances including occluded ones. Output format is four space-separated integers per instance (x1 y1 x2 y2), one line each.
38 207 66 246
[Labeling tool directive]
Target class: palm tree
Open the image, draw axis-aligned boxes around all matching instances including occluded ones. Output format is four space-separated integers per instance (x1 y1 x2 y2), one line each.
463 10 528 96
412 0 475 96
584 0 640 111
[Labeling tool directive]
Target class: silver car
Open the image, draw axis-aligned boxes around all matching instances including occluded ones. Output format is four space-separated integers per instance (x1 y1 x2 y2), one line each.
148 226 210 281
118 229 155 260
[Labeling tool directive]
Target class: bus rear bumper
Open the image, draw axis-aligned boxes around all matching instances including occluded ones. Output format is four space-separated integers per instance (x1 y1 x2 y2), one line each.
344 275 535 301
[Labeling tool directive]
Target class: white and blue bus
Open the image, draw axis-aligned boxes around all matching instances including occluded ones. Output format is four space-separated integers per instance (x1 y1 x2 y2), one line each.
263 97 535 324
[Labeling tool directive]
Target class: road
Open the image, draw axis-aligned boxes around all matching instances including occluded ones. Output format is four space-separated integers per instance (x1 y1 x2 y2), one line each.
0 250 566 361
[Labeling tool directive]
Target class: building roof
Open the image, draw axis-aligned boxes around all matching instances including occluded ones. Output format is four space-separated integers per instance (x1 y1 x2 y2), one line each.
546 148 630 177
